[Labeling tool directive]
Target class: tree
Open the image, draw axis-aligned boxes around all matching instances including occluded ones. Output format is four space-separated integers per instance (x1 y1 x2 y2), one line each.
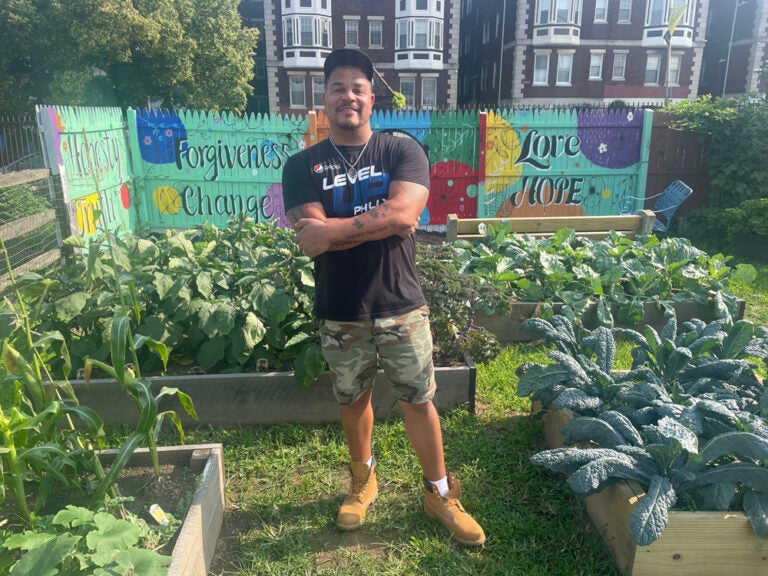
0 0 258 114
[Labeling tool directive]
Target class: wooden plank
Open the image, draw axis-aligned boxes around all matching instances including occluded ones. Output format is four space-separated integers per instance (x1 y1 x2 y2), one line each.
585 481 640 576
0 249 60 290
446 213 459 242
0 209 55 241
63 363 474 426
0 169 50 189
447 211 656 241
585 480 768 576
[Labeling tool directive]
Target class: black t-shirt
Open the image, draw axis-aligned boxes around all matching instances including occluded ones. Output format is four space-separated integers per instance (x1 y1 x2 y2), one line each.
282 132 430 321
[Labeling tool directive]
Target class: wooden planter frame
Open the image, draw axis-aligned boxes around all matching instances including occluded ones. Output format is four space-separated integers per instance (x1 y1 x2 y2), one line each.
98 444 225 576
70 358 476 426
539 407 768 575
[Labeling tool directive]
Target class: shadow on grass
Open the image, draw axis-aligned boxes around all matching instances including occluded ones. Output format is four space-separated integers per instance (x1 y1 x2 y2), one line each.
185 409 620 576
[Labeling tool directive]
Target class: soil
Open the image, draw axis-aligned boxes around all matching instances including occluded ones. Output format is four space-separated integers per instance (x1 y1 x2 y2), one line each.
1 462 199 559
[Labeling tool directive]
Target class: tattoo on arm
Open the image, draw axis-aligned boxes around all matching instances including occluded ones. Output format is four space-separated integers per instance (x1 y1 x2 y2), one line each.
285 206 305 226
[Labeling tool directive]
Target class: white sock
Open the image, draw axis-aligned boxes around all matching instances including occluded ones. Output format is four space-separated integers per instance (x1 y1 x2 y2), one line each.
429 476 450 497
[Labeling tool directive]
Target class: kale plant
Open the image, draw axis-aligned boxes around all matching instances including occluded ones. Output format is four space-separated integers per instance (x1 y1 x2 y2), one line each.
532 416 768 545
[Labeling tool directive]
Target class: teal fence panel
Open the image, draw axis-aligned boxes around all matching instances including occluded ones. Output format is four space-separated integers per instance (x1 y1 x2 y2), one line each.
37 106 134 239
480 107 652 218
128 109 310 230
35 105 655 237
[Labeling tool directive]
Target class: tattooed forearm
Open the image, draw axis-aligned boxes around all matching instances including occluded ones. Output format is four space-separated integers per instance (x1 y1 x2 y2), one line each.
329 222 398 249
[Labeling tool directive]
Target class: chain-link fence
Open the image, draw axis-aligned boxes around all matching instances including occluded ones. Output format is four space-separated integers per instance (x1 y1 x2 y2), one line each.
0 116 63 290
0 115 44 174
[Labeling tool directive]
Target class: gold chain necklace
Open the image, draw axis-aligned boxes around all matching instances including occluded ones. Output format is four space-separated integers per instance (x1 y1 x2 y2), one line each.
329 136 372 180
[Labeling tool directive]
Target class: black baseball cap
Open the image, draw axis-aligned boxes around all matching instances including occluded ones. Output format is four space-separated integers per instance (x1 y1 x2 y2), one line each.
323 49 374 82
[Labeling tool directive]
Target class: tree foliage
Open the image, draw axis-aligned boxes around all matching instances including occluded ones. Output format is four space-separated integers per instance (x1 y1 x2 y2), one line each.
0 0 258 114
664 96 768 205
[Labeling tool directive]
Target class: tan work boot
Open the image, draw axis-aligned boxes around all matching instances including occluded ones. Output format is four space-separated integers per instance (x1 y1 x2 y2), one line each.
336 458 378 530
423 472 486 546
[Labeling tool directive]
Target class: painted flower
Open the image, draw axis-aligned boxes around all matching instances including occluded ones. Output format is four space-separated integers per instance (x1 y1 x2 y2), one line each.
144 135 153 145
165 128 174 138
627 112 634 122
598 142 608 154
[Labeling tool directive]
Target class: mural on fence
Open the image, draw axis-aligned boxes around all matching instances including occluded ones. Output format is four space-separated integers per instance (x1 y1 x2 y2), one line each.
128 108 311 230
480 108 651 218
38 106 652 236
37 106 134 239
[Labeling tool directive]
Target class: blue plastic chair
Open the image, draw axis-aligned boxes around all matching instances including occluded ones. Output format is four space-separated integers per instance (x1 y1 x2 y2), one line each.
621 180 693 234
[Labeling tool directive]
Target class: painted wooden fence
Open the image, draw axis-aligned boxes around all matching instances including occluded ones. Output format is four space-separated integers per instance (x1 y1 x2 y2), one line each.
37 106 653 237
37 106 134 239
480 108 652 218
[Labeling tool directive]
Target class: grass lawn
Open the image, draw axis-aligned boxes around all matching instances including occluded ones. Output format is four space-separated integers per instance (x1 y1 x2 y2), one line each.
179 258 768 576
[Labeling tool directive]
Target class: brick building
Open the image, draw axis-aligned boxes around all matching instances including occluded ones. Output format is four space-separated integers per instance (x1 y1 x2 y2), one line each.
459 0 708 107
247 0 461 114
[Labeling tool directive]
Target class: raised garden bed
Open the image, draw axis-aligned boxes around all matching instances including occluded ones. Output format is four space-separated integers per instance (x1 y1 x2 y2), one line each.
478 299 746 342
98 444 225 576
71 358 476 426
538 405 768 575
585 480 768 576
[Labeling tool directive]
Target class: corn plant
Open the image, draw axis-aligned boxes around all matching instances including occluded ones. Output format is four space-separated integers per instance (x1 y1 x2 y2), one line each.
1 236 107 524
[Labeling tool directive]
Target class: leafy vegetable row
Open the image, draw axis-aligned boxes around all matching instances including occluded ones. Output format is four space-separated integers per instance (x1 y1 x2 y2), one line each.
434 225 755 327
518 314 768 546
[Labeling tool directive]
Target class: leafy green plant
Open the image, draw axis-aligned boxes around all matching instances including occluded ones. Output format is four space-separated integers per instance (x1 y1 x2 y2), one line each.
532 417 768 545
416 243 502 365
664 96 768 205
517 314 768 428
1 235 108 523
0 504 173 575
445 226 753 328
522 310 768 546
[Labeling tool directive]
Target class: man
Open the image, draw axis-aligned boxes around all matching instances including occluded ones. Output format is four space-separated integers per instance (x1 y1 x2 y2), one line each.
281 48 485 547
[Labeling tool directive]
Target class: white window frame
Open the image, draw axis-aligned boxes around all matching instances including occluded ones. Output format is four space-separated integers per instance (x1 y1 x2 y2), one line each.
422 76 437 108
556 51 574 85
533 51 550 85
536 0 581 25
555 0 570 23
612 51 628 80
369 19 383 48
311 75 324 108
589 51 604 80
283 16 331 48
400 76 416 109
344 18 359 47
300 17 313 46
594 0 608 22
645 53 661 85
396 17 443 50
646 0 690 27
398 20 407 49
669 53 682 86
618 0 631 23
289 75 306 107
647 0 664 26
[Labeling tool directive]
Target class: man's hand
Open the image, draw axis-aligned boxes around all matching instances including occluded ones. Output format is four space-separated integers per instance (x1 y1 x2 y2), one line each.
294 217 333 258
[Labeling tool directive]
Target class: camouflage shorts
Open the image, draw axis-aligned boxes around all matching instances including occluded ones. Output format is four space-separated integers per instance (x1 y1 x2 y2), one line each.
319 305 436 406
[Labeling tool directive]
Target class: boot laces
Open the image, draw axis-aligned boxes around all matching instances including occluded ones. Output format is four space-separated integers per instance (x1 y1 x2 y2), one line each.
441 495 466 517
